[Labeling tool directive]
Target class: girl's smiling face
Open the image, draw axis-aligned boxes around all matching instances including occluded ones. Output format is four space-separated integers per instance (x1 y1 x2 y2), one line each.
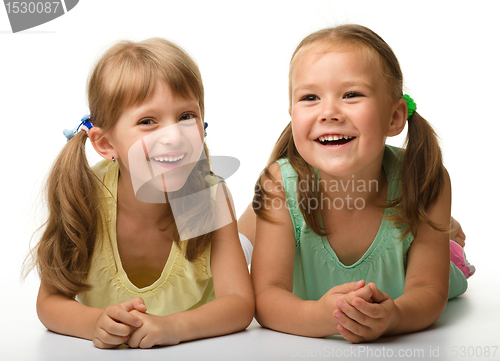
290 44 404 180
107 81 204 194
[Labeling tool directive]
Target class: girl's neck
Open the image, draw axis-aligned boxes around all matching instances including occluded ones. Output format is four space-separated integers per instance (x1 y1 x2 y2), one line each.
318 166 387 209
116 167 173 228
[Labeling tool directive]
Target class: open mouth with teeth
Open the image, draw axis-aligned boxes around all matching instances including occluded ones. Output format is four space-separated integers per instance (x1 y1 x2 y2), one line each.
316 135 355 146
152 153 186 164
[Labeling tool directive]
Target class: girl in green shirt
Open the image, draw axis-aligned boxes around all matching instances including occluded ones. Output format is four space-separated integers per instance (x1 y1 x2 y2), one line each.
242 24 474 343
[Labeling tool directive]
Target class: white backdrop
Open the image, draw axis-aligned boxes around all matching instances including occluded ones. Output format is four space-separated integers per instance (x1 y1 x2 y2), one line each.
1 0 499 350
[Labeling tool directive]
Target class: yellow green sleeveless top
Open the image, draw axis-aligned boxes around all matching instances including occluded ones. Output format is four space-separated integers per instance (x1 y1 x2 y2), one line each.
277 145 467 301
76 160 215 316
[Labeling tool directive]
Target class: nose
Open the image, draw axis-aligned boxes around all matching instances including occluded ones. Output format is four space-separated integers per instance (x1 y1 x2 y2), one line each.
320 99 344 122
157 123 183 146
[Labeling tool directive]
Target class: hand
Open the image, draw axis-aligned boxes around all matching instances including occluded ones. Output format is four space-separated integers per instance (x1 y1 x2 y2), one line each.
127 311 182 349
317 280 374 331
334 283 399 343
92 297 147 349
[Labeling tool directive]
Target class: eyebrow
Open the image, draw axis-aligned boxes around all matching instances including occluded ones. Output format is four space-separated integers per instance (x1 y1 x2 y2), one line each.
292 84 317 96
133 99 199 115
339 80 374 89
293 80 374 95
293 84 314 92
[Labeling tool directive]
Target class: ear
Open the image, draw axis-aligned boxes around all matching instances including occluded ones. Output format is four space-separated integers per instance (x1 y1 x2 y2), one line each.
386 98 407 137
88 127 116 161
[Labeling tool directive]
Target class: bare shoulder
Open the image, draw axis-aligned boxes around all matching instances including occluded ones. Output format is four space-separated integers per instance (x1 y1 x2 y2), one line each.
267 161 283 180
426 165 452 229
252 160 296 293
405 166 451 295
258 161 285 197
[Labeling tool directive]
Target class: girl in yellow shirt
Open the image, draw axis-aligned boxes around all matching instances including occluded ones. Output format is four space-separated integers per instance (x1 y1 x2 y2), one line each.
27 38 254 349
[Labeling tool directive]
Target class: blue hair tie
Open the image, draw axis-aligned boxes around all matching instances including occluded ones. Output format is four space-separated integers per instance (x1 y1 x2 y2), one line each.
63 115 94 141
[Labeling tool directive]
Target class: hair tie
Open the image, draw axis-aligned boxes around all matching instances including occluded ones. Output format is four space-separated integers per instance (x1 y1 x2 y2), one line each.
403 94 417 119
63 115 94 142
204 121 208 137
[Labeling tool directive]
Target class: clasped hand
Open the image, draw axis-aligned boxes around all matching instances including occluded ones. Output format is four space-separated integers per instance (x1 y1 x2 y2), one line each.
333 282 399 343
92 297 180 349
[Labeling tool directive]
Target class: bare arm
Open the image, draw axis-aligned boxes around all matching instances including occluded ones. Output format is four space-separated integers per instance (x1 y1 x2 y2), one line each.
334 170 452 342
37 284 101 340
387 170 452 334
37 283 146 348
237 203 256 245
127 183 255 348
251 163 369 337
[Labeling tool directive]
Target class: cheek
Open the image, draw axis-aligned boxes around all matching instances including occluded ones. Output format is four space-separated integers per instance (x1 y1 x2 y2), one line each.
291 124 314 165
291 107 308 134
126 138 154 180
291 112 313 152
291 106 305 121
186 127 204 160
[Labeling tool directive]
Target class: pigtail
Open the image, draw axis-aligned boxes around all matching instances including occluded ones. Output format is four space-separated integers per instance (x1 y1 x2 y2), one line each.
183 143 215 261
253 122 326 236
254 124 290 223
394 111 447 239
170 143 216 261
34 131 101 297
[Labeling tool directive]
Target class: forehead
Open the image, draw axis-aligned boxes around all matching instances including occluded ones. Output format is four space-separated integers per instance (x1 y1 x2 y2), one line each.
129 81 199 111
127 79 198 108
291 44 381 86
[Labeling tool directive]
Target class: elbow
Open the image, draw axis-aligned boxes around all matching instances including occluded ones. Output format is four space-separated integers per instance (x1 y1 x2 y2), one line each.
253 291 272 329
36 284 70 332
241 295 256 329
36 292 51 330
434 289 449 321
434 282 449 312
423 286 449 328
229 292 256 331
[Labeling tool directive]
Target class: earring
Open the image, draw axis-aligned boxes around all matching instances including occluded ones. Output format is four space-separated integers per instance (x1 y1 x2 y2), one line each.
112 156 116 162
204 122 208 137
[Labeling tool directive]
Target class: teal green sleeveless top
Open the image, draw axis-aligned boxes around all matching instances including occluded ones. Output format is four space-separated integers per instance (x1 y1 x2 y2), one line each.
277 145 467 300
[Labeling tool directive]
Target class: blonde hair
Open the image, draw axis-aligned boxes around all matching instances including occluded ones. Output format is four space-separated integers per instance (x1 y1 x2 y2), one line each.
27 38 214 297
254 24 446 240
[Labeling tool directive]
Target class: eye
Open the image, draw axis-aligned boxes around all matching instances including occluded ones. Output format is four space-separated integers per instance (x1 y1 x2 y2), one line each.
344 92 362 99
138 118 155 125
179 113 196 121
300 94 319 102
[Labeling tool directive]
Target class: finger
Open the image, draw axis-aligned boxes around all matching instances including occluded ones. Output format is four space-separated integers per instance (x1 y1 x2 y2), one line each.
336 298 373 328
94 327 129 348
121 297 147 313
353 280 365 290
127 327 146 349
350 297 384 319
333 309 369 338
108 307 143 328
343 285 373 304
133 298 148 312
366 283 389 303
102 316 134 337
139 334 156 349
331 280 366 295
93 337 117 349
337 324 363 344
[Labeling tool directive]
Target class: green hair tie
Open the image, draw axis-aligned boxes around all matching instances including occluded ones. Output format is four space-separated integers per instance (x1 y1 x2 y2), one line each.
403 94 417 119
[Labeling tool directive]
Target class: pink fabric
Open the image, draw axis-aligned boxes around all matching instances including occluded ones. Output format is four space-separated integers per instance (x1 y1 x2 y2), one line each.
450 240 473 278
